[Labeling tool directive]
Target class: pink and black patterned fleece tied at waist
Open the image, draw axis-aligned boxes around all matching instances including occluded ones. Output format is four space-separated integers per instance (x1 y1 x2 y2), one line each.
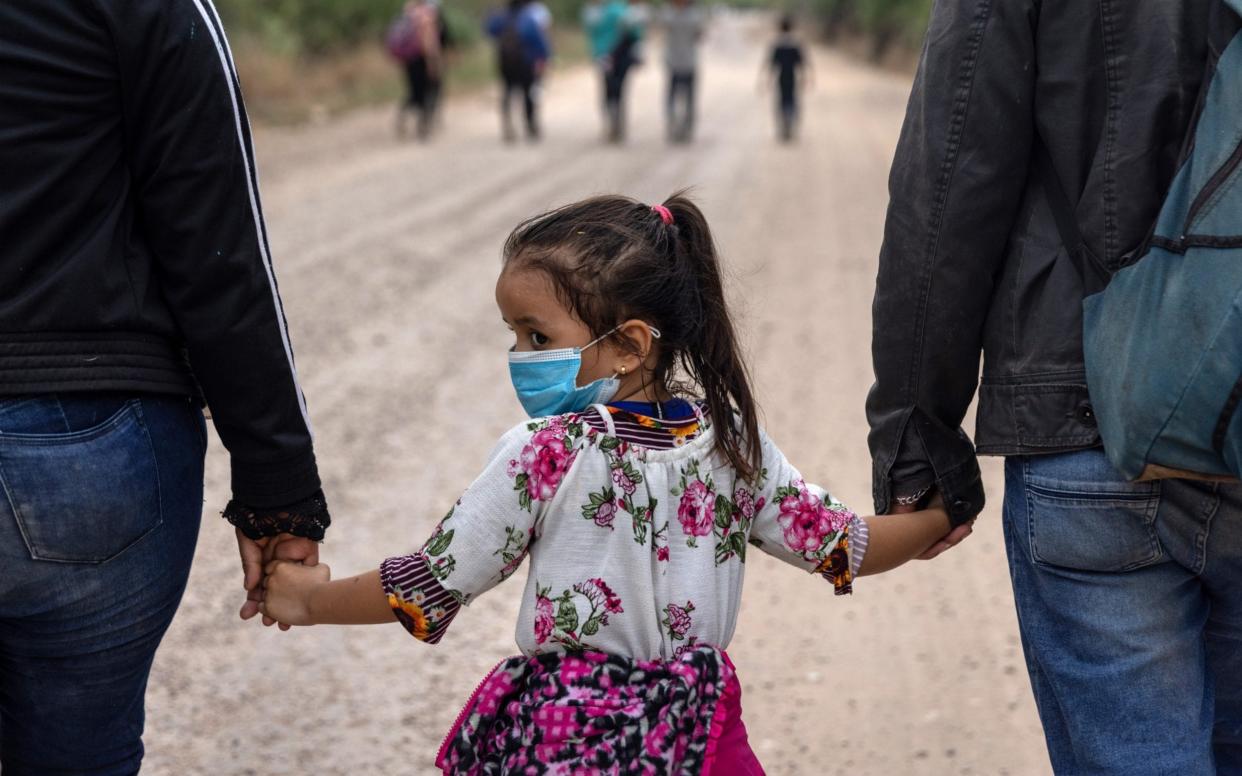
436 645 738 775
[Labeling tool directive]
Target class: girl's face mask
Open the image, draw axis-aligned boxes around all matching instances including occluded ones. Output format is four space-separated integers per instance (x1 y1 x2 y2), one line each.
507 325 660 418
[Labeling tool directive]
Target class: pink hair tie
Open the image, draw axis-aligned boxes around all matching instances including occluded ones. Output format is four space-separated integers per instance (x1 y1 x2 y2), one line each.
651 204 674 225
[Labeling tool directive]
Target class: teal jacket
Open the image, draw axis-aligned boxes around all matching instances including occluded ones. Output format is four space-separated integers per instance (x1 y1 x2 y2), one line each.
584 0 637 59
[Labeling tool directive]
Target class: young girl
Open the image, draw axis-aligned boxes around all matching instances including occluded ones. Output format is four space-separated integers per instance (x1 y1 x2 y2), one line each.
261 193 950 774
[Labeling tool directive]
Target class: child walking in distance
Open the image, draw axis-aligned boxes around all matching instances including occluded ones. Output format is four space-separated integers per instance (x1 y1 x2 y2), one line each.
262 194 950 774
766 15 809 142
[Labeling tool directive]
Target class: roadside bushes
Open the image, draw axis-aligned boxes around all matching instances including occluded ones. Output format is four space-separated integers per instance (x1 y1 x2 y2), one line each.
213 0 395 55
811 0 931 59
214 0 587 55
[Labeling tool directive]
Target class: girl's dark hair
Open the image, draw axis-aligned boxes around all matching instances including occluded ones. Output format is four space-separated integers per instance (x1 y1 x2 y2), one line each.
502 192 762 480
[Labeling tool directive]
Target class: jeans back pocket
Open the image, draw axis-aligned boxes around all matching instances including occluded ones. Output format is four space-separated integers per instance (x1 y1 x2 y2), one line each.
1023 451 1163 573
0 399 163 564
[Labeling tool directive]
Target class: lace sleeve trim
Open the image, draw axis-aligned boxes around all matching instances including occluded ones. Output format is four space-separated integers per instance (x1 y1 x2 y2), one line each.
222 489 331 541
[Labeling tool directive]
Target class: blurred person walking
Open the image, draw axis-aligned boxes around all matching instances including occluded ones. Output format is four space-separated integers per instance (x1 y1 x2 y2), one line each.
529 0 553 32
0 1 332 773
764 14 808 143
867 1 1242 773
586 0 647 142
387 0 450 140
583 0 621 131
661 0 706 143
583 0 618 130
487 0 551 142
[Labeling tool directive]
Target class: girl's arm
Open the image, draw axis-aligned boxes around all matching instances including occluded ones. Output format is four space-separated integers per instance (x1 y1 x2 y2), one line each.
262 562 395 626
855 504 952 577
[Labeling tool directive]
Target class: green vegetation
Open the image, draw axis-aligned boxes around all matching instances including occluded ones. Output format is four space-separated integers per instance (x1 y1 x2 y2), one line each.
214 0 593 55
808 0 931 59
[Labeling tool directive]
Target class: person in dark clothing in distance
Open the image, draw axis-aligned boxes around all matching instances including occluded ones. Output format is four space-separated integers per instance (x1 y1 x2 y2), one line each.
766 15 809 143
487 0 551 142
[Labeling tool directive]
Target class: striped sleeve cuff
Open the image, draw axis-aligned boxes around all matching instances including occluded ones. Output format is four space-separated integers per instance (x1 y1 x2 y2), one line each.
379 553 463 644
848 515 869 579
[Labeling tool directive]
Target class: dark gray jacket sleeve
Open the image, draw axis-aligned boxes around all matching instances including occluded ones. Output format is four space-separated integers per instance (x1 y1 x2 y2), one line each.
866 0 1038 525
105 0 324 510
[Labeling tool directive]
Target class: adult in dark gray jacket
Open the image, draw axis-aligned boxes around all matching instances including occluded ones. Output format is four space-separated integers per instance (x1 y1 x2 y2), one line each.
0 1 330 772
868 1 1242 771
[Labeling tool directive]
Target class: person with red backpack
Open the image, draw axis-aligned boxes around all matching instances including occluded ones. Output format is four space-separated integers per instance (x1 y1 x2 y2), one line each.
486 0 551 143
387 0 449 140
868 0 1242 772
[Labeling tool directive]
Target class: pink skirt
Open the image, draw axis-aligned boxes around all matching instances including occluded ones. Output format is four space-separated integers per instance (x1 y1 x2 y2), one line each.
703 655 765 776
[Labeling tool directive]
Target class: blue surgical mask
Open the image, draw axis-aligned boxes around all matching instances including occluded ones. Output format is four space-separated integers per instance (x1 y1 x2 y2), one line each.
508 325 661 418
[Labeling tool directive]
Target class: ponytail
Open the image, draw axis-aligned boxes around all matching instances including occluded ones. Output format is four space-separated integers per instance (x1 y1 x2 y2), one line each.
662 194 762 481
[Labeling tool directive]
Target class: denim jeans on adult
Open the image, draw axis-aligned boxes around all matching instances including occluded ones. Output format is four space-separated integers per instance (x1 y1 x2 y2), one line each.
1004 448 1242 775
0 394 205 775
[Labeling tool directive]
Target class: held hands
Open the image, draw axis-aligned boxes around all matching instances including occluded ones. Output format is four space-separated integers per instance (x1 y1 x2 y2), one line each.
237 530 321 630
889 491 974 560
260 560 332 626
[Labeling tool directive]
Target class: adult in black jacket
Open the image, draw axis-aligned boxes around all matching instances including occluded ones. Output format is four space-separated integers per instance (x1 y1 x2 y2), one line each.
0 1 330 771
868 1 1242 771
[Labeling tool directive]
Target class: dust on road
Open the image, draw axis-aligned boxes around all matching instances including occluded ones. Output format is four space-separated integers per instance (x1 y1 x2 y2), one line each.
143 14 1051 775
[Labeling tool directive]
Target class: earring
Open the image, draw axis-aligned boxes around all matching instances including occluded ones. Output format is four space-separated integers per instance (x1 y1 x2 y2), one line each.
619 365 628 375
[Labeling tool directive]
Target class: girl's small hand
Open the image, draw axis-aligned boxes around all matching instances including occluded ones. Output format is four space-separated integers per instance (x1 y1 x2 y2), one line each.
261 560 332 627
913 492 970 560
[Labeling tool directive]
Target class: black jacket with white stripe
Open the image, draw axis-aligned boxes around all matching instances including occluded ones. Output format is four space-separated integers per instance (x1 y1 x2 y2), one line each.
0 0 323 511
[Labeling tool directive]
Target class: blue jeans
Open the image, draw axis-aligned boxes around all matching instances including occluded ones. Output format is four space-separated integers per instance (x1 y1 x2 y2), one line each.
0 394 205 775
1005 448 1242 775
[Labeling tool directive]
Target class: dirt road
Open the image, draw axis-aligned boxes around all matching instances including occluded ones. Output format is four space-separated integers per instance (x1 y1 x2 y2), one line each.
143 15 1051 775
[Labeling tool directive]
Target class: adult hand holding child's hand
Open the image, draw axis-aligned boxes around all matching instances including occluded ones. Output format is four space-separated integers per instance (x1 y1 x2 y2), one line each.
261 560 332 627
238 531 322 631
890 492 973 560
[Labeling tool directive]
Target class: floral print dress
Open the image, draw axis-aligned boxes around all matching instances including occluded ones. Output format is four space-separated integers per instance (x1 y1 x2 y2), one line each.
380 402 866 660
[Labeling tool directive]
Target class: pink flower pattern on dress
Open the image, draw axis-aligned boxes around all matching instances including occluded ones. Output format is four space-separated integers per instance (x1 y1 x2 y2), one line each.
611 466 637 496
593 499 619 528
510 419 579 508
453 413 860 666
534 594 555 644
673 636 702 660
734 487 765 520
662 601 695 641
574 577 624 615
777 479 854 558
677 479 715 540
